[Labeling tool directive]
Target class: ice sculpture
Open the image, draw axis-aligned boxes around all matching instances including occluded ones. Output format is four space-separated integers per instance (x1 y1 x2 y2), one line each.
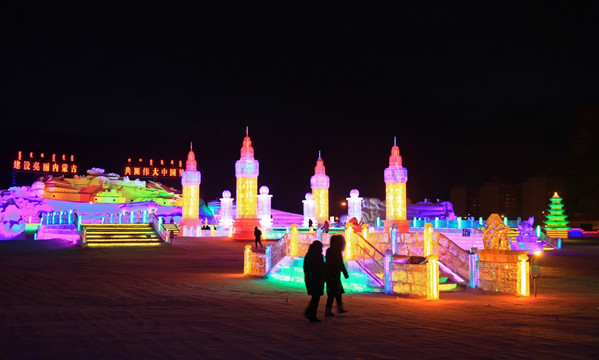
233 127 261 237
310 151 329 225
257 186 272 229
181 142 202 223
220 190 234 229
483 213 510 250
383 138 409 232
347 189 363 222
303 192 316 228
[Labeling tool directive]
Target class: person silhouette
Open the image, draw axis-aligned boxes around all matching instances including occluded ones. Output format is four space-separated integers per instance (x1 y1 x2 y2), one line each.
303 240 325 323
325 234 349 316
254 226 263 249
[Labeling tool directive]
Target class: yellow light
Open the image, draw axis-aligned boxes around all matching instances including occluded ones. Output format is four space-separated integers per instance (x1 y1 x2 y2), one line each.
344 226 353 260
236 177 258 217
182 186 199 219
533 250 542 257
86 243 162 247
313 188 329 224
517 254 530 296
290 224 298 257
361 224 368 240
244 245 251 274
427 255 439 300
386 183 406 221
424 223 433 257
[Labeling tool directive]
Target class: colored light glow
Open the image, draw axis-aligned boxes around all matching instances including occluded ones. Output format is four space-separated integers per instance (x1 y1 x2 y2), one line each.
385 182 406 220
257 186 273 228
235 131 259 219
236 177 258 217
544 192 570 235
244 245 251 274
310 153 330 224
344 226 353 260
87 243 162 247
518 254 530 296
219 190 234 228
427 255 439 300
424 223 433 257
290 224 298 257
302 193 316 228
182 187 199 219
347 189 362 222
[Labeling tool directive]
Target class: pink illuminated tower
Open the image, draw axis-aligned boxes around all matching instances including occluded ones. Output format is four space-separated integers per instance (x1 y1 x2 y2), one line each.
233 127 262 238
179 142 202 231
384 138 410 232
310 151 330 225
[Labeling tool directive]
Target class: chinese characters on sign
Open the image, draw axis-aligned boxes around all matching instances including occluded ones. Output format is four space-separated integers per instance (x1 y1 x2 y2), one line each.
13 151 78 174
124 158 184 178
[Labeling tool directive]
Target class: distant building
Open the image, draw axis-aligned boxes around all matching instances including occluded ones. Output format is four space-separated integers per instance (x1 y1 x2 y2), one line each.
450 183 480 217
450 175 563 220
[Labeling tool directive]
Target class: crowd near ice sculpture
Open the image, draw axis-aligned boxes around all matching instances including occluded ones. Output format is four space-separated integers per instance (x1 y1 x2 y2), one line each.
310 151 330 225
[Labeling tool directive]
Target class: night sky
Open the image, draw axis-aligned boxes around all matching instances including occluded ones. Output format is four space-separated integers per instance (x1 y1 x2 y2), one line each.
2 3 599 216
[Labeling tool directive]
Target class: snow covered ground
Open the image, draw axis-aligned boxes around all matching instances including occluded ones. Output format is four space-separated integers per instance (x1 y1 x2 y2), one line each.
1 237 598 359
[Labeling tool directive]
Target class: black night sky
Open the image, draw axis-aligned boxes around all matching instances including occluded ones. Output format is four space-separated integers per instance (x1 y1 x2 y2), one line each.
2 2 599 216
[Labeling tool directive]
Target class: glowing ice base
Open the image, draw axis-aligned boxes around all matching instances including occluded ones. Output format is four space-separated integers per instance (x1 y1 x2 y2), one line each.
267 256 384 293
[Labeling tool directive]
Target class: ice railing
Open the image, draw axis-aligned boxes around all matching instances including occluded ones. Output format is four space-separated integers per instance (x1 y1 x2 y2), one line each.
349 232 386 287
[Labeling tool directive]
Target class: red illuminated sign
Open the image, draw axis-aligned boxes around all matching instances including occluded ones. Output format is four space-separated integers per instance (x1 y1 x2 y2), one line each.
124 158 184 178
13 151 78 174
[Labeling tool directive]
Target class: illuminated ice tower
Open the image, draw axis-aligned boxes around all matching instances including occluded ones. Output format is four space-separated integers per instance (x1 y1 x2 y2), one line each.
383 138 410 232
233 128 262 238
347 189 363 222
180 142 202 230
310 151 330 225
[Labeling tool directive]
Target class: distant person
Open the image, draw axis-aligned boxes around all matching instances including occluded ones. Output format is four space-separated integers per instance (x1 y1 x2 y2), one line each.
323 220 330 233
325 234 349 316
303 240 325 323
254 226 263 249
308 219 314 230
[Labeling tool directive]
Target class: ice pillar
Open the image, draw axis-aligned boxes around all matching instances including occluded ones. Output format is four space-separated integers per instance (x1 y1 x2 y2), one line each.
180 142 202 232
310 151 330 225
302 192 316 228
347 189 363 222
233 128 261 237
383 137 410 232
257 185 273 230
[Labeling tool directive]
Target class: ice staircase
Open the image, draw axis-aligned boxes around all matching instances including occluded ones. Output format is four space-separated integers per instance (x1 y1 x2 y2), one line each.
81 223 164 247
162 223 180 238
266 230 469 294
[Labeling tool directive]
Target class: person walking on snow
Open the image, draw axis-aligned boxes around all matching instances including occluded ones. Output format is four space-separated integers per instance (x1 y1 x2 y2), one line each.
254 226 263 249
325 234 349 316
303 240 325 323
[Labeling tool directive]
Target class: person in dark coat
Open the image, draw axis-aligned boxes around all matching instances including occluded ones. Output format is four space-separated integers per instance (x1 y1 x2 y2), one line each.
303 240 325 323
325 234 349 316
254 226 263 249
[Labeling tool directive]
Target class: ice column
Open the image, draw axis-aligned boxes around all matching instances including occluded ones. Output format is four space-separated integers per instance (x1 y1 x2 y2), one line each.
310 151 330 225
